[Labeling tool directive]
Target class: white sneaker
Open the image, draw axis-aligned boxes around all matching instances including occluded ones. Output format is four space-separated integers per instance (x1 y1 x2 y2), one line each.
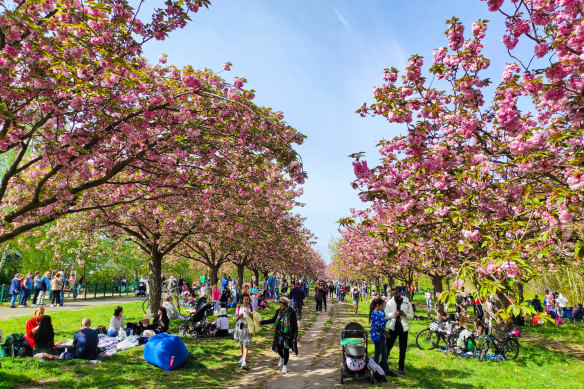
50 304 54 307
241 361 247 369
278 358 284 367
238 357 243 363
282 365 287 373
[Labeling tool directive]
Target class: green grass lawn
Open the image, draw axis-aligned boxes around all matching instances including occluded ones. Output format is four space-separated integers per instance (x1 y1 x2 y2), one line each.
0 300 278 389
346 297 584 389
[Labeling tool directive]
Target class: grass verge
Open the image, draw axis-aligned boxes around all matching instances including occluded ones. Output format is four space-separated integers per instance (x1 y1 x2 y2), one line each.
0 300 277 389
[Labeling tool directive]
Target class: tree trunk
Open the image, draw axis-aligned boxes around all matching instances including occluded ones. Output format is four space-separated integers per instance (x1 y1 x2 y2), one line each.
253 270 259 287
388 277 394 290
237 263 245 291
517 282 524 304
209 265 219 288
431 275 445 316
262 271 268 281
148 250 163 317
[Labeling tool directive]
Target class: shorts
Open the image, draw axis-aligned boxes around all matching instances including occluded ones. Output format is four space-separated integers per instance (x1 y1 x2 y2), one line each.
353 299 359 306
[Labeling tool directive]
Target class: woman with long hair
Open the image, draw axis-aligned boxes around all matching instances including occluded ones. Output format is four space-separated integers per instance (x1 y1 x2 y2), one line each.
34 315 55 354
234 294 253 369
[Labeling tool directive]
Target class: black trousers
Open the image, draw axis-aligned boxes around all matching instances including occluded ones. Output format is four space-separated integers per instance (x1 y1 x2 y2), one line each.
316 299 322 311
323 298 327 312
277 346 289 365
386 327 408 370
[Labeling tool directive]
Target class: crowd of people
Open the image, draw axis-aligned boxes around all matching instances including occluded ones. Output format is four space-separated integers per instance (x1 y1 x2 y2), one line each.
8 271 79 308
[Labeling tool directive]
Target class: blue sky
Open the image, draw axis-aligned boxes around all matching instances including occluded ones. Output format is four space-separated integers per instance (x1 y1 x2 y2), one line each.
142 0 513 261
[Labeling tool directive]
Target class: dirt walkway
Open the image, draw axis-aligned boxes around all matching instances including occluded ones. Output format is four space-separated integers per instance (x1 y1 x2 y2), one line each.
233 300 353 389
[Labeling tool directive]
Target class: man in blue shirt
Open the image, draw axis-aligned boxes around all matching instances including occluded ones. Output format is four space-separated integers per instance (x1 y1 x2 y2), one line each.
267 275 275 300
73 318 99 360
220 274 228 293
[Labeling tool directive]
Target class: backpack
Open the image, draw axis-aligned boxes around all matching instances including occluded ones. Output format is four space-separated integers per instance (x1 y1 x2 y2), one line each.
1 333 30 358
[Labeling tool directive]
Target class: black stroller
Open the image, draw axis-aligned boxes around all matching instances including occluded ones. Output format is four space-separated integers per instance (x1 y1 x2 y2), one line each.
340 322 373 384
178 302 214 339
135 281 147 297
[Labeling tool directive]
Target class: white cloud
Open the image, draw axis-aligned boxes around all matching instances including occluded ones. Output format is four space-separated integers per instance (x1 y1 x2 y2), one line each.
333 8 352 33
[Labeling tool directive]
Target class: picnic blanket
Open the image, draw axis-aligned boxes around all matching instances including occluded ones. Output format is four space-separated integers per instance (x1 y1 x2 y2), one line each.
57 334 142 359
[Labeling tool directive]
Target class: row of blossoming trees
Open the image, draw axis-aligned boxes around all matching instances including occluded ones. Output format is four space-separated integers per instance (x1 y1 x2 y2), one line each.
0 0 324 314
334 0 584 320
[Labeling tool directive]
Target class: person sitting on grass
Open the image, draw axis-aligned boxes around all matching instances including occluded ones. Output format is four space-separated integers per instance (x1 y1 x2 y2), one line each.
141 307 170 338
25 307 45 350
209 308 230 337
34 315 56 355
73 318 99 360
108 306 126 337
163 296 186 320
573 303 583 321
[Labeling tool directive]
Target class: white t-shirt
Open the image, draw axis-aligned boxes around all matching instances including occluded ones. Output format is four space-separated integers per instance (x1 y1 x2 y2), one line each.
216 316 229 330
108 315 124 332
425 292 432 300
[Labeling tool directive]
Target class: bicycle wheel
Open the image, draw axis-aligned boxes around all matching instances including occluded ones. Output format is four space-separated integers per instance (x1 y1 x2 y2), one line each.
142 298 149 314
502 338 519 360
478 339 489 361
416 328 440 350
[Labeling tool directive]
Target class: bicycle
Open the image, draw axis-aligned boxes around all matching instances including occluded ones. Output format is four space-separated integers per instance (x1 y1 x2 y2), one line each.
416 321 461 350
142 282 183 315
478 328 520 361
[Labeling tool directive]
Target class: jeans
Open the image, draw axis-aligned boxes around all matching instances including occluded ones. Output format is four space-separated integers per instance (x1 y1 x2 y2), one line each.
10 293 18 307
426 299 432 312
269 287 275 300
386 327 408 370
60 288 65 305
19 288 30 306
108 330 119 337
32 287 41 305
275 288 279 300
373 339 390 373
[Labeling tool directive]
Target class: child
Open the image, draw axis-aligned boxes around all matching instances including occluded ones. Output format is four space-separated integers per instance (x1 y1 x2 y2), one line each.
369 298 395 376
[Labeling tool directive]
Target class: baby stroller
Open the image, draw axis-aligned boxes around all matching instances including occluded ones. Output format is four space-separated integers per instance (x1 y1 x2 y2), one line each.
178 302 214 340
135 281 147 297
340 322 373 384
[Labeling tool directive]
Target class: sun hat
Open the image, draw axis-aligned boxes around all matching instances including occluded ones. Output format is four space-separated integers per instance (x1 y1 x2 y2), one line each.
279 296 290 305
219 308 227 316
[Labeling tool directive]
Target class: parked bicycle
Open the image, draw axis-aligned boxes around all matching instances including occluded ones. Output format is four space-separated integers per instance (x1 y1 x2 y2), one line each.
142 281 183 315
478 328 520 361
415 321 457 350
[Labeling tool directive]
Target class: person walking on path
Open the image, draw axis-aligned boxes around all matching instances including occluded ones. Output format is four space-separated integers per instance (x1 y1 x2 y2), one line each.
384 286 414 376
314 282 325 313
234 294 254 369
9 273 21 308
259 296 298 374
352 284 361 314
